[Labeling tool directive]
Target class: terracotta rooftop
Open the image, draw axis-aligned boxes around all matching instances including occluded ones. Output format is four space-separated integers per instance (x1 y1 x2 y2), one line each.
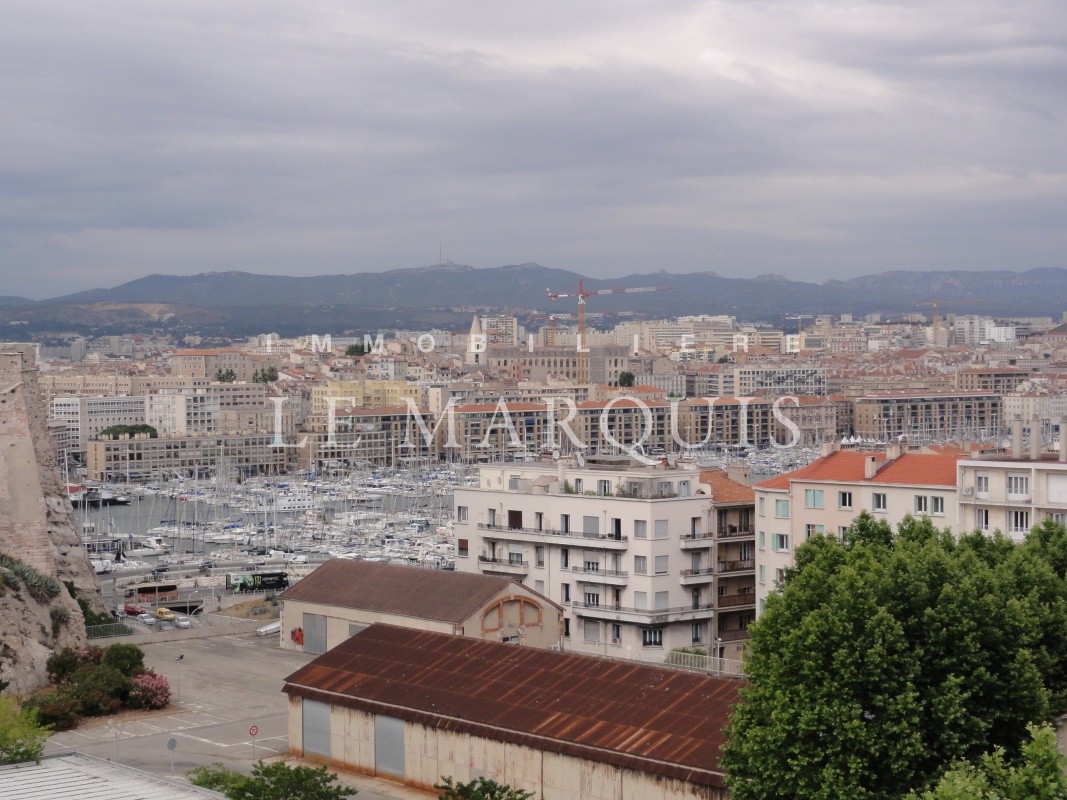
757 450 963 489
757 450 884 490
700 469 755 504
867 453 962 487
283 623 742 788
280 560 520 623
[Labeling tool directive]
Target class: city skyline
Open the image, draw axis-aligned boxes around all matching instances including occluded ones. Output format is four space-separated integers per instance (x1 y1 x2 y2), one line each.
3 2 1065 299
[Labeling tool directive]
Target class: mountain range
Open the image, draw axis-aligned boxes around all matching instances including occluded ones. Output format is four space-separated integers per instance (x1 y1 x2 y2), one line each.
2 263 1064 338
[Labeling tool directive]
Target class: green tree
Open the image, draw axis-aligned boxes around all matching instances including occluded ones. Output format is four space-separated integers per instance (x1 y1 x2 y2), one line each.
721 513 1067 800
188 761 357 800
345 343 365 357
910 724 1067 800
0 696 50 764
69 663 130 716
435 776 536 800
215 369 237 382
101 643 145 677
98 423 158 439
617 371 635 387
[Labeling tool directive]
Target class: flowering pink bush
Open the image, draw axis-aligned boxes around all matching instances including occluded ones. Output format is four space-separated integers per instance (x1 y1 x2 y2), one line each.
126 671 171 710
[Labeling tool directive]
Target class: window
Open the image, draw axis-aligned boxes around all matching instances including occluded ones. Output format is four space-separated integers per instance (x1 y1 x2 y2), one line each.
654 555 669 574
805 489 824 509
535 546 545 567
634 555 647 574
574 479 583 493
976 508 990 531
838 491 852 510
597 479 611 496
583 560 599 573
1009 510 1030 534
642 629 664 648
759 564 766 583
654 519 668 539
561 583 570 603
508 475 519 490
560 514 570 533
654 591 669 610
1050 512 1067 526
678 480 691 497
914 495 929 514
775 568 786 585
634 519 647 538
611 624 622 643
564 618 570 637
584 591 600 607
838 526 849 539
775 499 790 518
634 591 647 610
457 538 469 557
976 474 989 495
560 549 569 569
872 492 887 512
583 619 599 643
582 516 600 536
773 533 790 552
931 496 945 515
759 599 766 615
805 524 824 539
456 506 468 522
758 497 765 516
758 530 765 549
691 623 702 643
1008 474 1029 498
534 580 544 594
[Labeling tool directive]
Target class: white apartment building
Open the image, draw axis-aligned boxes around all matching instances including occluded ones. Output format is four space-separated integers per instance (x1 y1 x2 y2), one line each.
453 457 754 664
754 443 962 616
145 391 220 437
51 395 146 458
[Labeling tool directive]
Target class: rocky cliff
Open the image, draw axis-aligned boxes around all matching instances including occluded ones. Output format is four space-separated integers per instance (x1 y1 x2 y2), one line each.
0 344 106 694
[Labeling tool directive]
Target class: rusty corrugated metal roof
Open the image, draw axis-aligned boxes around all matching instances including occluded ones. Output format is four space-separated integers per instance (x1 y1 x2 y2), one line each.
279 560 513 624
283 624 743 787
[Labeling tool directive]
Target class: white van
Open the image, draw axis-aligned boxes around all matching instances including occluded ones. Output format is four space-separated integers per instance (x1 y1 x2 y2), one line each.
287 554 308 566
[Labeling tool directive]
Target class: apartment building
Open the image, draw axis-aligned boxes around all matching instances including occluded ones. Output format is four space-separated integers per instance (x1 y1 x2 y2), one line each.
485 344 632 386
453 457 752 663
298 406 436 469
145 392 220 437
754 443 962 616
52 395 146 458
954 367 1029 394
309 380 414 417
852 391 1002 441
172 347 260 382
86 433 289 480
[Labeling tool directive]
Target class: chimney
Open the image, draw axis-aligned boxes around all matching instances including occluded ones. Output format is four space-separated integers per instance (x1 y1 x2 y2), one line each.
1012 417 1024 459
864 455 879 479
1061 417 1067 462
886 439 902 461
820 435 840 458
1031 419 1044 461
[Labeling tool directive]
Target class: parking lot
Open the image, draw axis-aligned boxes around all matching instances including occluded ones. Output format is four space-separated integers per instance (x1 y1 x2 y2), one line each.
42 632 431 799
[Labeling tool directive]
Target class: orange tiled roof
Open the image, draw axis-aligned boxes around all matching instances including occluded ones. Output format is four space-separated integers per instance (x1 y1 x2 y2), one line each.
756 450 884 490
867 453 961 487
757 450 963 490
700 469 755 504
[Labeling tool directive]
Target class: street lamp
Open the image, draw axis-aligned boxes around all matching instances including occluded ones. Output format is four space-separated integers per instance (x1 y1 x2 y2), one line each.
173 654 184 705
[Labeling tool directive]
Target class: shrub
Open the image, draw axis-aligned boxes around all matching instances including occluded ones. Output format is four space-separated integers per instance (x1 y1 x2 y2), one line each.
25 686 81 731
0 554 61 603
50 606 70 638
101 643 145 677
46 646 103 684
69 664 129 716
0 697 50 765
127 671 171 710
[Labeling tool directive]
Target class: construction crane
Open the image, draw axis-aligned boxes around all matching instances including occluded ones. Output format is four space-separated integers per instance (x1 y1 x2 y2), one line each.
782 314 814 335
546 280 672 383
914 298 994 329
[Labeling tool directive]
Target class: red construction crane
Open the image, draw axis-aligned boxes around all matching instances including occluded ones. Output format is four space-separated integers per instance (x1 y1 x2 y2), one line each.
546 280 672 382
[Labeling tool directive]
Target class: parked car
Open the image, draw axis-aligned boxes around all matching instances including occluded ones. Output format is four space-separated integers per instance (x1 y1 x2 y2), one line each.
198 560 217 572
174 616 192 629
123 603 145 616
151 565 170 577
136 613 156 626
155 608 176 621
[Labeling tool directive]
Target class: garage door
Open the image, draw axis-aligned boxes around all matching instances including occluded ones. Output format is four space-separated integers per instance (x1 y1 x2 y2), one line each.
303 613 327 655
374 715 405 779
302 699 331 758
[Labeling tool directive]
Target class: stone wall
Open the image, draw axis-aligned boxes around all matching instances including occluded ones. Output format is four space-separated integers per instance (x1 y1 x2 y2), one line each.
0 345 105 693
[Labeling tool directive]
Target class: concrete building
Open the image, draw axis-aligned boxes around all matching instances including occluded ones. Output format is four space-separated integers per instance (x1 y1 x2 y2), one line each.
453 457 752 662
485 344 632 386
86 432 289 480
51 395 146 458
754 443 962 616
852 391 1002 442
145 391 220 437
954 367 1029 393
283 623 737 800
279 559 563 654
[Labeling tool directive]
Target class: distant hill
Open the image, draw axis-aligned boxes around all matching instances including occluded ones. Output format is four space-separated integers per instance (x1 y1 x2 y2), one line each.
5 263 1065 337
0 296 34 306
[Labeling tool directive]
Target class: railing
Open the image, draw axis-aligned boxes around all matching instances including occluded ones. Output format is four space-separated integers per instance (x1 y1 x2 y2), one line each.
478 556 530 568
86 622 135 639
717 526 755 539
573 601 714 616
717 593 756 608
571 566 628 578
680 567 715 577
717 629 751 642
478 523 627 542
718 559 755 573
665 650 747 678
680 532 714 541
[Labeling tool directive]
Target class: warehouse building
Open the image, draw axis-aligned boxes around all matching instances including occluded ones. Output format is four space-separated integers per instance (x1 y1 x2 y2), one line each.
283 623 740 800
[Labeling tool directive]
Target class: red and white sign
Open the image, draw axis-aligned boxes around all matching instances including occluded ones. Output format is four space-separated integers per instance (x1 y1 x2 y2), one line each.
249 725 258 737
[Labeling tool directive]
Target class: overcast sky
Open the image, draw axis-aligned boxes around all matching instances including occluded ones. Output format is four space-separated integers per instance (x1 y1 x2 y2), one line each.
2 1 1065 298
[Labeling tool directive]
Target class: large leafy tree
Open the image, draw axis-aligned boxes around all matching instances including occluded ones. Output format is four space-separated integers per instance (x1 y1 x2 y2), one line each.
721 513 1067 800
435 776 536 799
188 761 357 800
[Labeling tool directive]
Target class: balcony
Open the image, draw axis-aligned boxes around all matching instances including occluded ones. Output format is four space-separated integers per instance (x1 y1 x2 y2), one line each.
680 567 715 584
572 601 714 623
717 526 755 540
717 559 755 574
477 523 629 549
716 593 756 609
569 566 629 586
477 555 529 575
717 628 751 642
679 533 714 549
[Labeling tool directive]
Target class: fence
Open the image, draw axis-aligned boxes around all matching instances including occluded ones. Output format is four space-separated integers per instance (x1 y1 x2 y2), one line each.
86 622 135 639
665 649 746 678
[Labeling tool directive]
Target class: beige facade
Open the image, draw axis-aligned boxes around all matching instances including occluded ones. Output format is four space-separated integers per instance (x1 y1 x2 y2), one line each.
86 433 289 480
957 454 1067 541
852 392 1001 441
287 698 727 800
